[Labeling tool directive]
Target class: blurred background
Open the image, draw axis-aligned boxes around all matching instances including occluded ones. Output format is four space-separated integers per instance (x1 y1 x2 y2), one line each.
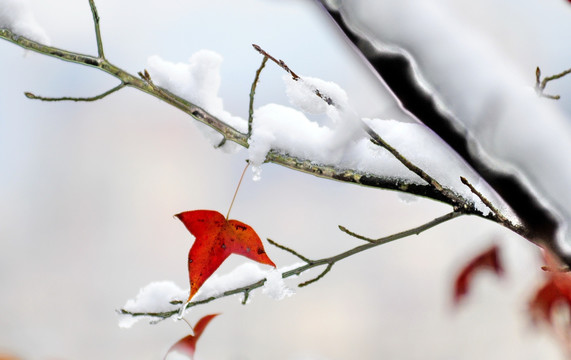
1 0 570 359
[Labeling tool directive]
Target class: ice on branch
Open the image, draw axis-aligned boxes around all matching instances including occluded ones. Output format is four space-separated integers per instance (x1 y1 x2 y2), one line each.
0 0 50 44
147 50 246 152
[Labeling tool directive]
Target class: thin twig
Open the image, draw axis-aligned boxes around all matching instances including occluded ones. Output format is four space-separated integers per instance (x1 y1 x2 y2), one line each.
24 83 125 102
248 56 268 137
299 263 333 287
364 123 463 206
337 225 376 243
267 238 314 264
339 210 463 243
252 44 334 106
460 176 510 224
88 0 105 59
535 66 571 100
119 211 462 321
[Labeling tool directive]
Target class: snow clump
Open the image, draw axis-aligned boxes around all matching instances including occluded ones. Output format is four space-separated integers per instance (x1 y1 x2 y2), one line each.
0 0 50 44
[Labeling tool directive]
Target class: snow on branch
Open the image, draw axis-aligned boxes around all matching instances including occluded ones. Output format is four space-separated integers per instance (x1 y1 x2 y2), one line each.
0 0 515 229
0 0 49 44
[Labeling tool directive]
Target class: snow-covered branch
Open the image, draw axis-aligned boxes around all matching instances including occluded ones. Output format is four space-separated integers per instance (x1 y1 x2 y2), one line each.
118 210 462 325
0 2 516 230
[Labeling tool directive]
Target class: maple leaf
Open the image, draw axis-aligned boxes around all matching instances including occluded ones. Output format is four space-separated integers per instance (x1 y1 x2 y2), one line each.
176 210 276 302
164 313 219 360
453 244 503 304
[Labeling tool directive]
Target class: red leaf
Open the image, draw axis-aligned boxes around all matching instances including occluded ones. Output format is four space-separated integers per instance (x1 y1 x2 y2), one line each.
164 313 219 359
453 245 503 304
530 250 571 325
176 210 276 302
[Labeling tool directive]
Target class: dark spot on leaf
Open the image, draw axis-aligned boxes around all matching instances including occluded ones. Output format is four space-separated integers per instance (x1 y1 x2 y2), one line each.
235 224 247 231
257 248 265 255
189 259 193 263
221 244 226 249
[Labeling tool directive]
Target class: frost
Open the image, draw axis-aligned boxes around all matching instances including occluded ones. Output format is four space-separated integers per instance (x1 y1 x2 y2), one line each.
0 0 50 44
147 50 246 152
118 281 187 328
262 268 295 300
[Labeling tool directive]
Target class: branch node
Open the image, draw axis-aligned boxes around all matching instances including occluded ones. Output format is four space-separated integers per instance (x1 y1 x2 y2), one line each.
535 65 571 100
298 263 333 287
88 0 105 59
242 289 251 305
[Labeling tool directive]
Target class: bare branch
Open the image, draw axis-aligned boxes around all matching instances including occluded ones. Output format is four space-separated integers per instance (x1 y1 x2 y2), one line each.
24 83 125 102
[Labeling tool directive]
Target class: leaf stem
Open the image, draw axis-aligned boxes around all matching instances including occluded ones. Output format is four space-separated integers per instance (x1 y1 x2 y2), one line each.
226 162 250 220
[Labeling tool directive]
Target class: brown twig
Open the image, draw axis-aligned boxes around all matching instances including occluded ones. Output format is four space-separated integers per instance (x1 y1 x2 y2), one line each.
535 66 571 100
460 176 510 225
248 55 268 136
24 83 125 102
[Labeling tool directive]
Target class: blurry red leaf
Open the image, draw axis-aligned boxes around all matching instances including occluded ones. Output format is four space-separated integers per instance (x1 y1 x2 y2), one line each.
453 244 503 304
164 313 219 359
176 210 276 302
530 249 571 325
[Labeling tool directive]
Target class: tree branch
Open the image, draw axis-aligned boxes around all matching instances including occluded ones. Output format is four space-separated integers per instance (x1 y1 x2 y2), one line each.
0 28 249 148
119 210 462 321
0 27 505 229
